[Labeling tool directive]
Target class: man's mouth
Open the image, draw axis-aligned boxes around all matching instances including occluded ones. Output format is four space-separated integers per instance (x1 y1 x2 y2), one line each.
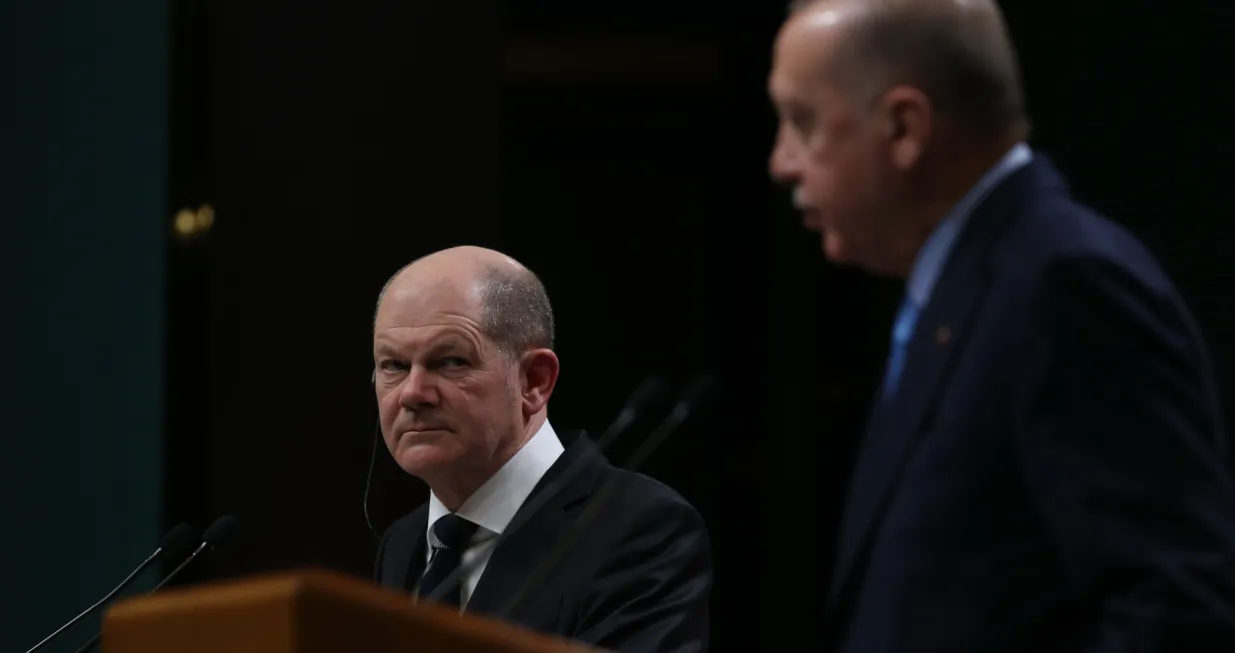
791 187 810 210
792 188 821 230
401 426 449 437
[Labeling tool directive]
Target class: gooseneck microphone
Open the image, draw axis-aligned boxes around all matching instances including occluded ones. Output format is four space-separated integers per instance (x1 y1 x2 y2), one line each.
71 515 239 653
422 375 672 605
22 522 199 653
618 374 717 474
153 515 239 592
495 374 718 619
589 376 672 453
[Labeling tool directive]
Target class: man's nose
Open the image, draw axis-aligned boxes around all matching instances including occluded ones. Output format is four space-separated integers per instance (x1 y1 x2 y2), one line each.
768 126 800 184
398 367 439 410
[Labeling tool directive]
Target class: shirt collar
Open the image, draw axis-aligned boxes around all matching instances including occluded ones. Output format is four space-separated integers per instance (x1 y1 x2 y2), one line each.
905 142 1033 308
427 419 564 545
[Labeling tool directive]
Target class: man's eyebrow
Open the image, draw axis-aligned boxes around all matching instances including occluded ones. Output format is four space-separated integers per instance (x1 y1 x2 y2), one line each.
777 94 812 111
769 92 809 115
374 342 401 357
373 331 481 358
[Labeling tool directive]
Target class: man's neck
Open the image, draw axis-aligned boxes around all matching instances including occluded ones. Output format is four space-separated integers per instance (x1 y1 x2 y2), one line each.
430 412 547 512
885 135 1020 278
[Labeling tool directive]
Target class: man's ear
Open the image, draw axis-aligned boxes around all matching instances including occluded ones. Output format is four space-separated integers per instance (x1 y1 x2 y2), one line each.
880 85 933 171
519 349 560 415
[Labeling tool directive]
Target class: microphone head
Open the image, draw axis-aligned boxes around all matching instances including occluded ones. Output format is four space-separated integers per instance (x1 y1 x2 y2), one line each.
202 515 238 548
679 374 720 409
625 376 671 412
159 522 200 557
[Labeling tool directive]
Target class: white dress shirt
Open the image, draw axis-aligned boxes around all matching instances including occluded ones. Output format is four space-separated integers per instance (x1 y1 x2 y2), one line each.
422 419 564 607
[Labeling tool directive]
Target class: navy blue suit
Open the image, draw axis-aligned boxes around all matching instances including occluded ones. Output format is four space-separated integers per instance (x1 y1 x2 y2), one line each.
827 153 1235 652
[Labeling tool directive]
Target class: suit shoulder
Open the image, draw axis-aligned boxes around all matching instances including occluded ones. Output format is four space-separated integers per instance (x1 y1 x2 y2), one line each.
380 502 429 544
999 195 1177 296
606 468 705 522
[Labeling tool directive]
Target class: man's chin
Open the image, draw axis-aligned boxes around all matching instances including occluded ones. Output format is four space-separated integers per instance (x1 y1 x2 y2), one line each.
395 443 458 478
822 234 900 277
822 230 854 263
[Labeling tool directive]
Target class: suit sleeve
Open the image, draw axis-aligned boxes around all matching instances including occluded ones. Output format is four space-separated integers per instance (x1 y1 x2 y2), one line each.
573 493 713 653
1016 254 1235 651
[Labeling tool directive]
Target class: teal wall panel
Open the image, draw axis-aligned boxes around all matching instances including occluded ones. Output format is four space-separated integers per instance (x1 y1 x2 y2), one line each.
1 1 167 649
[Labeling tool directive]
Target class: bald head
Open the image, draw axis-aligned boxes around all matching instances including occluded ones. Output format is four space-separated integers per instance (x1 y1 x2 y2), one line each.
785 0 1028 139
376 246 555 357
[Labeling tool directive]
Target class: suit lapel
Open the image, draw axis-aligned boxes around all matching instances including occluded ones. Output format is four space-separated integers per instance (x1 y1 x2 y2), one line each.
831 257 989 588
464 433 600 618
828 158 1067 607
390 507 429 592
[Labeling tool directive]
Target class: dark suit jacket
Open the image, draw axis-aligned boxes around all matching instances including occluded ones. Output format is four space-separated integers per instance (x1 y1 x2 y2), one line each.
827 155 1235 653
375 430 712 652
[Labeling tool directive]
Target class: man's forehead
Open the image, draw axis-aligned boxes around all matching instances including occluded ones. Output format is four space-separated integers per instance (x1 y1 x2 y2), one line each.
767 70 804 105
376 278 481 327
374 324 473 351
771 3 858 89
768 60 827 110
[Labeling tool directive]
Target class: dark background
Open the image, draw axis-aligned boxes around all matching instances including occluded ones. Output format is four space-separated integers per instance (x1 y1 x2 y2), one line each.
5 0 1231 651
165 1 1234 650
165 1 1234 648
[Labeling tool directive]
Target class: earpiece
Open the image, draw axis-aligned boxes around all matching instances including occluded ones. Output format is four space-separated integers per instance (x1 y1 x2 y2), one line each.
365 366 381 541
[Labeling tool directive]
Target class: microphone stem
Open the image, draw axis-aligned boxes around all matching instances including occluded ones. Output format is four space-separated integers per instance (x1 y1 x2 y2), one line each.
71 633 100 653
154 542 209 591
23 548 163 653
71 542 212 653
621 403 690 471
594 408 637 453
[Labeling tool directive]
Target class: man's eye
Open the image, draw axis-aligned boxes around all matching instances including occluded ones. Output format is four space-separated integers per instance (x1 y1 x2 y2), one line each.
439 357 468 368
788 109 815 138
379 360 408 372
792 120 813 141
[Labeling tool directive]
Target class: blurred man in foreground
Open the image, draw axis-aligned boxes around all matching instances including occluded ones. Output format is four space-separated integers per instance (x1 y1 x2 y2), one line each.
768 0 1235 651
371 246 711 652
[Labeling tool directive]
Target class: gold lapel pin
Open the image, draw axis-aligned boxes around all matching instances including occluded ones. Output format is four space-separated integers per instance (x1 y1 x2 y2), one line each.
936 325 951 345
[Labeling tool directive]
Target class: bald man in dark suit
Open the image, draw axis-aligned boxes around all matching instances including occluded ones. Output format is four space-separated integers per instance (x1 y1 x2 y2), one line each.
371 247 711 652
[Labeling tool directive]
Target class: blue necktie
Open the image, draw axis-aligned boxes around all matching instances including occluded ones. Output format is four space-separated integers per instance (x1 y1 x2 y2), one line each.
883 298 920 397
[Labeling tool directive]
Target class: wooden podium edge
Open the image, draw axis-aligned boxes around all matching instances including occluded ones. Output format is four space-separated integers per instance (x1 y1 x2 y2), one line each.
103 569 598 653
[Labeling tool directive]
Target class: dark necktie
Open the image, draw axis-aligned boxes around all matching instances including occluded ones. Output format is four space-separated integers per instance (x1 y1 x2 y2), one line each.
418 513 480 607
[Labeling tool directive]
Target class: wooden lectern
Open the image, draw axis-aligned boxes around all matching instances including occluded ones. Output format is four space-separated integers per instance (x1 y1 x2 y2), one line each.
102 569 599 653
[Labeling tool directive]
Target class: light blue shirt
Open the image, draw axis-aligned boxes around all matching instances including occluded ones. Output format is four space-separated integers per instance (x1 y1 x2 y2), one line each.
881 143 1033 396
905 143 1034 309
